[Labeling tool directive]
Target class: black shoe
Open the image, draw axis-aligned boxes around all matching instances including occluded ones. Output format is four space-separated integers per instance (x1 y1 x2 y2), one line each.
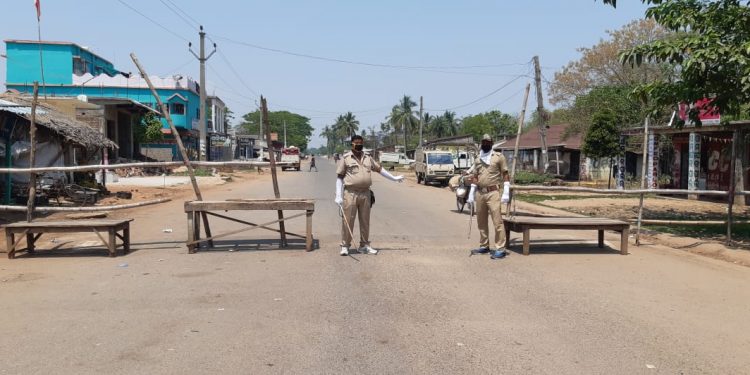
470 247 490 256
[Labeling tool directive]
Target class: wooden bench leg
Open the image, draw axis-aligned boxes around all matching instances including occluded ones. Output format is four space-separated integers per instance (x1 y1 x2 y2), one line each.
620 229 629 255
598 230 604 248
108 229 117 257
305 210 313 252
503 222 511 249
26 232 36 253
194 211 201 250
187 211 196 254
123 224 131 254
6 231 15 259
522 228 530 256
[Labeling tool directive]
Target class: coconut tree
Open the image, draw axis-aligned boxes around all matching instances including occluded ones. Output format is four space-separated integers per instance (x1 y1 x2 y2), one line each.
430 110 459 138
338 112 359 138
387 95 418 150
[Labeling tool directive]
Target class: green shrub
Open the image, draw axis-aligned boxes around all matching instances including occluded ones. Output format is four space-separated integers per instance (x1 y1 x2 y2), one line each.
514 171 555 185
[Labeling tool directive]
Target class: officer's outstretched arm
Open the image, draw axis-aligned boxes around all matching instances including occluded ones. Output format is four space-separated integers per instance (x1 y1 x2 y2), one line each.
379 169 404 183
335 177 344 205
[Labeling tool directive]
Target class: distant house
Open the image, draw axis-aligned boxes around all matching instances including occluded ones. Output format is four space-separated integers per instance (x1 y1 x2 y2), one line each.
4 39 226 161
0 93 117 203
498 124 583 180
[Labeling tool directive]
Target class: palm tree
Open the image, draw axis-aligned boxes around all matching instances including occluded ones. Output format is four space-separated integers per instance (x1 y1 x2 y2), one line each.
320 125 334 154
387 95 418 150
430 111 459 139
338 112 360 138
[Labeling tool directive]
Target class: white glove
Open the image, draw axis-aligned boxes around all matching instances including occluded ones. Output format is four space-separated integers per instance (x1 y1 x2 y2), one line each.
334 178 344 205
467 184 476 204
501 181 510 203
380 169 404 183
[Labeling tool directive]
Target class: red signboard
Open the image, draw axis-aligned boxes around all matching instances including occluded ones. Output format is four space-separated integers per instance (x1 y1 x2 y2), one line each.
678 98 720 125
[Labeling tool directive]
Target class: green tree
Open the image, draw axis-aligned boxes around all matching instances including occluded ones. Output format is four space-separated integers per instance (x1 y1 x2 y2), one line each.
387 95 418 149
555 85 647 135
134 112 164 159
336 112 360 139
582 109 622 186
239 110 314 151
429 110 459 139
605 0 750 124
550 18 672 107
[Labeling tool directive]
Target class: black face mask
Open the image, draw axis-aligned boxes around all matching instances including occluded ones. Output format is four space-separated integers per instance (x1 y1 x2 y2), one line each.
353 144 364 152
481 144 492 152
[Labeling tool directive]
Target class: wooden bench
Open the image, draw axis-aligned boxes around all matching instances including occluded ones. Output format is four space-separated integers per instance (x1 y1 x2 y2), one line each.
503 216 629 255
184 199 315 253
4 219 133 259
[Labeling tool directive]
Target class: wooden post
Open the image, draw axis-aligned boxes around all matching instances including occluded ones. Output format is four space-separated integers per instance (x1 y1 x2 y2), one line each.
26 82 40 223
130 53 213 244
635 116 650 246
261 96 287 246
727 130 738 246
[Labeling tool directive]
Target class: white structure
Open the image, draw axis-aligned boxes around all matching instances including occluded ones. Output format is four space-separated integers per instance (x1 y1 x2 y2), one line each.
207 96 227 134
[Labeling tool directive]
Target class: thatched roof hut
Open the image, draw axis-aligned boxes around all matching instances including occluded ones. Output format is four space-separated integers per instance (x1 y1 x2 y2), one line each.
0 92 117 150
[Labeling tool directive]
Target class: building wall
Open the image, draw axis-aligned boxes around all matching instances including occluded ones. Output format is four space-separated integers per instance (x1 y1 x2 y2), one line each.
6 42 73 85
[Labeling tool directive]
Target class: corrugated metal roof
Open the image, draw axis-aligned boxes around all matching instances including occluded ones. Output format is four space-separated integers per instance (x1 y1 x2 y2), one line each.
499 123 583 151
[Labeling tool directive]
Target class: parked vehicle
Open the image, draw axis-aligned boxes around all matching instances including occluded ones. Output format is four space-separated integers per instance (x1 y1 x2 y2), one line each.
379 151 414 170
280 146 301 171
414 148 455 185
453 151 475 171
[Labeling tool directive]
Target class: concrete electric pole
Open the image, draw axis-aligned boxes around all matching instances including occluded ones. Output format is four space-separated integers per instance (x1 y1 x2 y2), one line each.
418 96 424 147
189 25 216 161
533 55 549 172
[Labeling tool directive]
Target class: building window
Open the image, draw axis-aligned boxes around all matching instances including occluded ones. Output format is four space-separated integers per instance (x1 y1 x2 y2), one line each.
73 57 87 76
196 108 200 120
170 103 185 115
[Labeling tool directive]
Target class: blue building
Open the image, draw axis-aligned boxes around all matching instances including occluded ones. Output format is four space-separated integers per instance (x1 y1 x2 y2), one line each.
4 39 204 160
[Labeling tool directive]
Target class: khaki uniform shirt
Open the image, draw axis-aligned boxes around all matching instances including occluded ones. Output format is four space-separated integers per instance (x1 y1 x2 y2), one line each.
336 151 382 190
472 151 508 188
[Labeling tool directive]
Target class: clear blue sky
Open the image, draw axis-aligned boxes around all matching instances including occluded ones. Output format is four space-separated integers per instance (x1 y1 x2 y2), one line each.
1 0 648 147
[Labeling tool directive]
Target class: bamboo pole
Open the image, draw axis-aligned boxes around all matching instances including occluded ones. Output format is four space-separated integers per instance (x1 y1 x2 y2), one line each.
261 96 287 246
130 53 213 244
25 82 40 222
636 117 650 246
628 219 750 225
510 186 729 196
0 160 291 174
509 84 531 217
0 198 170 212
727 130 738 246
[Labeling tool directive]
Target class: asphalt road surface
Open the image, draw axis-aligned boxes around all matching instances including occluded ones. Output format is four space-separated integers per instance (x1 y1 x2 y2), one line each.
1 158 749 374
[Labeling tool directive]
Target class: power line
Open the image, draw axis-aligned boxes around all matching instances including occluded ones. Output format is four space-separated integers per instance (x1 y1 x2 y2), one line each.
158 0 199 31
164 0 202 27
426 74 528 112
212 34 530 71
115 0 189 42
215 50 260 97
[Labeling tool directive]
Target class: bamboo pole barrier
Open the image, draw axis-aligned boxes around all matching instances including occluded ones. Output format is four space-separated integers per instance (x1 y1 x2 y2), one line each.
510 186 729 196
130 53 214 244
636 117 650 246
0 198 170 212
25 82 39 222
509 83 531 217
627 219 750 225
0 160 291 174
261 96 287 246
727 130 739 245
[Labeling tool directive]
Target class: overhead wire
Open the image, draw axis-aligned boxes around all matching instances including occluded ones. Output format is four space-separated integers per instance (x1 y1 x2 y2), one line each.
114 0 190 42
158 0 199 31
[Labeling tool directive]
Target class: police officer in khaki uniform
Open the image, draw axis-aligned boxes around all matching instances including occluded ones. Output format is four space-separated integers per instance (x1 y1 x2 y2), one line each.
467 134 511 259
335 135 404 256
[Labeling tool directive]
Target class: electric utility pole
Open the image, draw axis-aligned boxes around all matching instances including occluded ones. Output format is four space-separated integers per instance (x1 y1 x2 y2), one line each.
418 96 424 147
533 55 549 172
189 25 216 161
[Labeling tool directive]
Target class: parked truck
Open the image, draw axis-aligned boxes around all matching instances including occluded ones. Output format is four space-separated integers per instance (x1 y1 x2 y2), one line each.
379 151 414 170
414 148 455 185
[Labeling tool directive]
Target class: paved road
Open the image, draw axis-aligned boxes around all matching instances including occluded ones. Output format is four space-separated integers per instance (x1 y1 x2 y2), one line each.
1 158 749 374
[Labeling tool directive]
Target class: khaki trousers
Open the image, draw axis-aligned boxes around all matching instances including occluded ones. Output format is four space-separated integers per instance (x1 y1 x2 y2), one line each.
340 188 371 248
476 189 505 249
